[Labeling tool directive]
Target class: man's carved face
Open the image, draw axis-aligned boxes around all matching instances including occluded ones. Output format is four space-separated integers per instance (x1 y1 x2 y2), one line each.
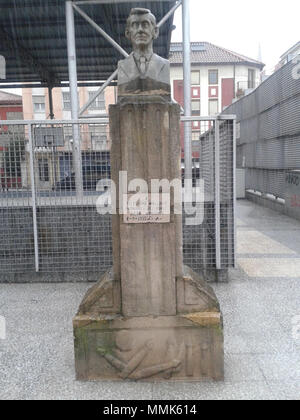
125 13 158 49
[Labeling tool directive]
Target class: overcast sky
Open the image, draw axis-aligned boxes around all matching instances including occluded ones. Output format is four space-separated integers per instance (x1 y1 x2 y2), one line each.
2 0 299 95
171 0 299 74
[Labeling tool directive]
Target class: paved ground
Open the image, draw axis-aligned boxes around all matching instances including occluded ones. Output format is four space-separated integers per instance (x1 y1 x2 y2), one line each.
0 199 299 400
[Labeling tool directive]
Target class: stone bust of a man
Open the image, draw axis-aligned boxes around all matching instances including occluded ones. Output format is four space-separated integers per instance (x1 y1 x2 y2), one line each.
118 8 170 96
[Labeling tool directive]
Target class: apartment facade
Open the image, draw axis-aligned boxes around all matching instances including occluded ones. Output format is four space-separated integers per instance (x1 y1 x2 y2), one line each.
22 85 115 149
170 42 264 113
169 42 264 154
21 85 115 190
277 41 300 69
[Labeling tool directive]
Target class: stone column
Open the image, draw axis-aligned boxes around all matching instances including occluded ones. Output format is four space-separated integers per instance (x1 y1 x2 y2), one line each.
110 100 182 317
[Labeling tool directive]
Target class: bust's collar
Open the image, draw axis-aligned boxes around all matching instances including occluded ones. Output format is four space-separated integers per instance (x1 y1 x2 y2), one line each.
133 51 153 61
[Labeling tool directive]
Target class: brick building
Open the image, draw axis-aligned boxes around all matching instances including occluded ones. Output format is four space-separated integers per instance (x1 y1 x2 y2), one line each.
0 90 23 121
0 91 23 190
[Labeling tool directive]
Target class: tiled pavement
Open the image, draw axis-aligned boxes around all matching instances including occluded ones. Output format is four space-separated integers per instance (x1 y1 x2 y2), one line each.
0 199 299 400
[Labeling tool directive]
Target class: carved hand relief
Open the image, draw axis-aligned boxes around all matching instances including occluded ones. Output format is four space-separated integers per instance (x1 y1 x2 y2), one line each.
95 331 195 380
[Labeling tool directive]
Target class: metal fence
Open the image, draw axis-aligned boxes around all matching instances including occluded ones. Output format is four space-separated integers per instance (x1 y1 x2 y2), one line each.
223 58 300 200
0 116 235 281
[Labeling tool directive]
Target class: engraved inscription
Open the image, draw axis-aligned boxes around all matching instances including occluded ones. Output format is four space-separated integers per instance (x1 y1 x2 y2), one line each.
123 193 171 224
123 213 170 224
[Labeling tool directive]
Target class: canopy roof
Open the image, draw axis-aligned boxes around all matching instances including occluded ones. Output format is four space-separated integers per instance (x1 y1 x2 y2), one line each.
0 0 176 87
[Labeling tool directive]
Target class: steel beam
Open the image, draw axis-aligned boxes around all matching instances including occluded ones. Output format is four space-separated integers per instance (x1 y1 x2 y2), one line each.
79 69 117 116
73 4 129 58
75 0 174 4
157 1 182 27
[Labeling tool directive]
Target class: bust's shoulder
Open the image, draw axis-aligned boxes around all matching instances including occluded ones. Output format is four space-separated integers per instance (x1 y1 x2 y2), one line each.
118 53 134 67
152 53 170 67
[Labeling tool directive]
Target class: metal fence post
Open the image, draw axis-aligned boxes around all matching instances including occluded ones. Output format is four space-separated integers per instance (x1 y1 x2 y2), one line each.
66 0 83 197
232 118 237 268
214 118 221 270
28 123 39 272
182 0 192 182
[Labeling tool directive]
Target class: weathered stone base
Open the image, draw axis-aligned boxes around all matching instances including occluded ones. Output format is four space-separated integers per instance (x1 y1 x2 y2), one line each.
73 311 224 382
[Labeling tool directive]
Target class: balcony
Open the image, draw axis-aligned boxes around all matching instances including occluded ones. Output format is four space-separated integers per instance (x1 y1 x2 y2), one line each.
236 80 256 98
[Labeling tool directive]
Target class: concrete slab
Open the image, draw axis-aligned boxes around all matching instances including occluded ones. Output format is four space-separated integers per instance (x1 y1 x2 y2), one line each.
0 199 300 399
237 231 296 255
238 258 300 278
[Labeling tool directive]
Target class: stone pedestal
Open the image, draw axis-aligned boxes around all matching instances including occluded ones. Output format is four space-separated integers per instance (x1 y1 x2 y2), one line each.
74 311 223 382
73 98 224 381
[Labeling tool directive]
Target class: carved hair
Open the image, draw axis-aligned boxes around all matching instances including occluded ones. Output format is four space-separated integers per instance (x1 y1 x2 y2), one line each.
126 8 157 29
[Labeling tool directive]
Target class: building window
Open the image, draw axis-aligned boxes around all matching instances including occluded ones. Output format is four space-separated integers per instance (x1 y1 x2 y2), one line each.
63 92 71 110
208 70 218 85
191 100 200 116
91 134 107 148
192 131 200 141
208 99 218 116
38 158 49 182
192 121 200 131
33 96 45 112
209 86 218 98
6 112 23 120
248 69 255 89
191 70 200 85
191 87 200 98
90 124 107 149
88 92 105 110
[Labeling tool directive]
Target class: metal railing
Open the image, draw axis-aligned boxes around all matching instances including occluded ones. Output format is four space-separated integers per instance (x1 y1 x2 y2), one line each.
0 116 235 279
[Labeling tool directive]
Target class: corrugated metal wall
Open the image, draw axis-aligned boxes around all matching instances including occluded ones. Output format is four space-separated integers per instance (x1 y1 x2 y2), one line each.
223 59 300 199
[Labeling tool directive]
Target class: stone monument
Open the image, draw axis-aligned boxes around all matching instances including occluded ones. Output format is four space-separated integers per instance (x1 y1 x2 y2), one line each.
73 8 224 381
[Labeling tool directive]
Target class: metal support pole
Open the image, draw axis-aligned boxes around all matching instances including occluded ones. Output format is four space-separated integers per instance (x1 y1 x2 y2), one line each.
28 123 39 273
232 119 237 268
182 0 192 182
214 118 221 270
48 86 54 120
48 85 58 185
66 0 83 197
157 1 182 27
79 69 118 116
